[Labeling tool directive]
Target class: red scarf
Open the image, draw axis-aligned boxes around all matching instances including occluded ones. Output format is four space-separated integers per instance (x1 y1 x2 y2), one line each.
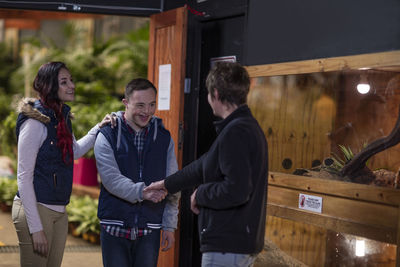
41 100 73 164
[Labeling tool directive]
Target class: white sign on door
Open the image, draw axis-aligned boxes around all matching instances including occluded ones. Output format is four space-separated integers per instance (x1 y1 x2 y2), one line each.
158 64 171 111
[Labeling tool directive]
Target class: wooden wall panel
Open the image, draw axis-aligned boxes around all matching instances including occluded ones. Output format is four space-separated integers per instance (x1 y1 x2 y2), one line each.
265 173 399 266
265 216 327 266
269 186 397 231
248 74 337 173
332 72 400 172
325 231 396 266
269 172 400 205
247 52 400 267
248 70 400 173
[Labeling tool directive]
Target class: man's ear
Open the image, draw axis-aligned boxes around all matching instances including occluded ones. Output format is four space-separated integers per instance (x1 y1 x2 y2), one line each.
213 89 220 100
122 98 128 106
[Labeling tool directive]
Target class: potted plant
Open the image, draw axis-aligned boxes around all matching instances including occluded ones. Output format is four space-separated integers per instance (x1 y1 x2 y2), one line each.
70 98 124 187
67 195 100 243
0 177 18 212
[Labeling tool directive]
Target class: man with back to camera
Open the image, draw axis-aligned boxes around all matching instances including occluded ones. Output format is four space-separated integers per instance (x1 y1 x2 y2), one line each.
94 78 180 267
145 62 269 267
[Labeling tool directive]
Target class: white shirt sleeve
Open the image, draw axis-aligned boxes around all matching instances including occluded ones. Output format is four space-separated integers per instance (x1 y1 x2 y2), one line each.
73 124 100 159
17 119 47 234
17 120 101 234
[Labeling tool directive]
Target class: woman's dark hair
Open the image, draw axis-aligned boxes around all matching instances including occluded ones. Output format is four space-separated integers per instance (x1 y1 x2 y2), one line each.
33 61 73 164
33 61 66 106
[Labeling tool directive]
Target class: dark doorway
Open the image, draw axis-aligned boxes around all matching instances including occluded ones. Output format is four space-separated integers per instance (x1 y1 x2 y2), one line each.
179 13 245 267
197 15 245 156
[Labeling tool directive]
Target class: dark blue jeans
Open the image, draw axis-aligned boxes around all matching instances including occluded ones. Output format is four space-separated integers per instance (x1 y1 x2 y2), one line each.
100 227 161 267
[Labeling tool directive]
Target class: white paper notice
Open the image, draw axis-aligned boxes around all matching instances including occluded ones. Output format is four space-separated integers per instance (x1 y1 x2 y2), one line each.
298 193 323 213
158 64 171 110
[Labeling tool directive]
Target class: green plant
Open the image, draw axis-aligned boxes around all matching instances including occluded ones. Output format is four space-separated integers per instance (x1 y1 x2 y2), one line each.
0 43 20 155
0 177 18 207
67 195 100 235
326 143 369 175
0 42 20 95
331 145 355 170
70 98 124 158
0 21 148 163
0 109 18 165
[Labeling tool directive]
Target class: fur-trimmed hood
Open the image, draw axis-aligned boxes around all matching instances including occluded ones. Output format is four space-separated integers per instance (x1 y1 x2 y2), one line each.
17 98 73 124
17 98 50 124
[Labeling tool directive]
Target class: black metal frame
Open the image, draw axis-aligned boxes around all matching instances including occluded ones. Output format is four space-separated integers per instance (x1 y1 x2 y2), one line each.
179 1 249 266
0 0 165 16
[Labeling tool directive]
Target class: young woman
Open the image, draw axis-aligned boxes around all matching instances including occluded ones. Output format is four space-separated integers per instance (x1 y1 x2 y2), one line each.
12 61 114 267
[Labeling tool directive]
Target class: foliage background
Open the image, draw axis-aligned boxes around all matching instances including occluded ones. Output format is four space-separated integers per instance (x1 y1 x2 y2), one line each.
0 21 149 164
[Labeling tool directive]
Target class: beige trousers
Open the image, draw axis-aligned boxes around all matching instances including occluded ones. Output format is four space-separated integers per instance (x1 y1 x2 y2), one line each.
12 199 68 267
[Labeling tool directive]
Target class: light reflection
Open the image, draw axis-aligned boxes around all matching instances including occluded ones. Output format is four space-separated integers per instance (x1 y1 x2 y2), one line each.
355 240 365 257
357 83 370 94
357 73 370 94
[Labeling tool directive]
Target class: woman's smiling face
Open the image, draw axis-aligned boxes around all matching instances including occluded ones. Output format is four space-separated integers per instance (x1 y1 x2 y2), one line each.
57 68 75 103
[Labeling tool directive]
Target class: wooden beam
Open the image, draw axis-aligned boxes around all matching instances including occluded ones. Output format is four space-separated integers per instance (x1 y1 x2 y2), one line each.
268 185 398 230
267 204 396 244
266 172 400 264
245 50 400 77
5 19 40 29
0 9 103 20
269 172 400 206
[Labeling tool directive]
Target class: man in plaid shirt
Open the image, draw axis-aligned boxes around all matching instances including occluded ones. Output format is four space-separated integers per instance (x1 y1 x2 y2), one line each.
94 78 180 267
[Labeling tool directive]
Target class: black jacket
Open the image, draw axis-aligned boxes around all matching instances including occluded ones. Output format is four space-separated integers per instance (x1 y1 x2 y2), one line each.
165 105 268 254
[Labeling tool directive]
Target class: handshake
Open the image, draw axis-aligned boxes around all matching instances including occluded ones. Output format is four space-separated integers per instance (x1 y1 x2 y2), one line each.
143 180 167 203
143 179 200 215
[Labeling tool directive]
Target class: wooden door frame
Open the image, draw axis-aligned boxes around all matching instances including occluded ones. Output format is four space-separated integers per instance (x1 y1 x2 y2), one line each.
148 7 187 169
148 7 188 267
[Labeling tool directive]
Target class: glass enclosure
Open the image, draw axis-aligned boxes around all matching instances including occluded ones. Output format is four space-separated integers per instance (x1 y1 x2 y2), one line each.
249 70 400 185
248 66 399 266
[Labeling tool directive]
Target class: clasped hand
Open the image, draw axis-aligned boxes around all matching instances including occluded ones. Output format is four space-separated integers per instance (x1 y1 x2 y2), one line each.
143 181 167 203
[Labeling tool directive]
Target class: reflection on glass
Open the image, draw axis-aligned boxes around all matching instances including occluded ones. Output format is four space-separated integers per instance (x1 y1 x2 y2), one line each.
357 73 371 94
326 232 396 266
249 70 400 188
249 69 399 266
355 240 365 257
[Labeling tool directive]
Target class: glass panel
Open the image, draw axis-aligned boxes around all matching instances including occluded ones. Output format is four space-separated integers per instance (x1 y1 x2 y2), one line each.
325 231 396 266
262 216 396 266
249 70 400 187
249 70 399 266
